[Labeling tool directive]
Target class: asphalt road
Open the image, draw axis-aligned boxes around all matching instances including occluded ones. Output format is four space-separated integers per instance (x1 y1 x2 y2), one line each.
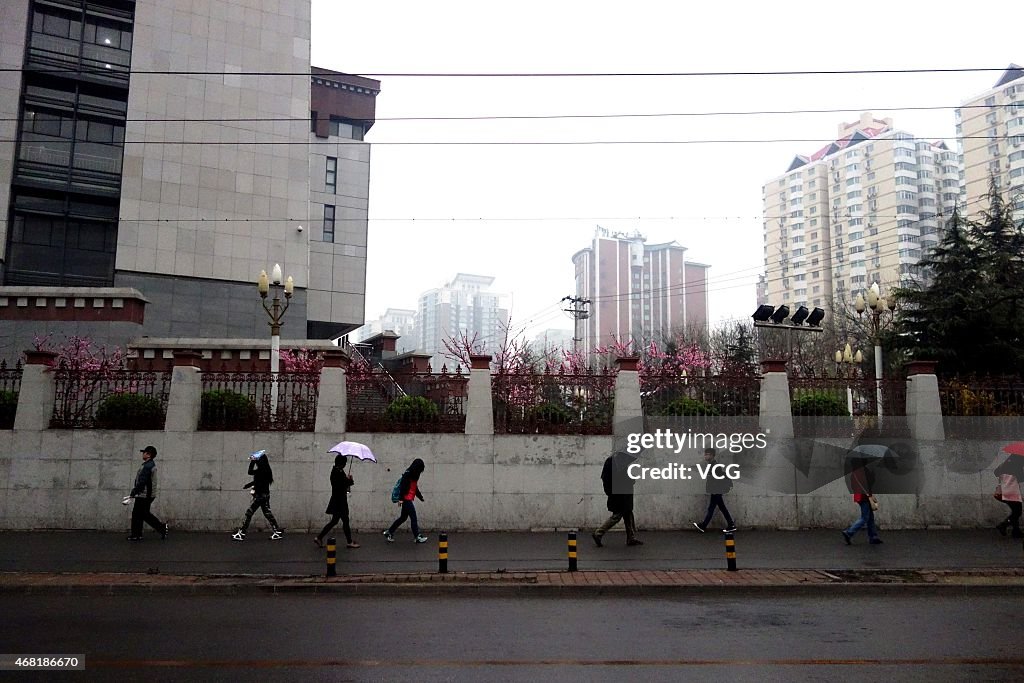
3 594 1023 682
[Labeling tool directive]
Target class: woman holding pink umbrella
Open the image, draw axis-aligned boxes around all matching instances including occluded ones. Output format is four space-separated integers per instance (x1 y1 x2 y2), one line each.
993 442 1024 539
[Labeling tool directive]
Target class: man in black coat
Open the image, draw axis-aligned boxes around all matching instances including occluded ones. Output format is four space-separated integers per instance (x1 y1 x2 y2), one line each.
592 451 643 547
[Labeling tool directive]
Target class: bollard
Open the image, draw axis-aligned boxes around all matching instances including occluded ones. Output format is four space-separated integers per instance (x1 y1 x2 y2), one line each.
438 532 448 574
568 530 578 572
326 537 337 577
724 531 737 571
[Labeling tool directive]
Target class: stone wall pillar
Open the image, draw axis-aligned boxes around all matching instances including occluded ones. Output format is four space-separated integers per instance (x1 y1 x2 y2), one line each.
905 360 944 441
759 359 794 438
164 351 203 431
13 350 57 431
315 349 349 434
613 356 642 435
465 354 493 435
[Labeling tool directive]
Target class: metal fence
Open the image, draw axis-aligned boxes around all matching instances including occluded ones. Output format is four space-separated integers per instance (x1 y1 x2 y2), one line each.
346 369 468 433
51 368 171 429
199 371 319 431
492 369 616 435
0 360 23 429
939 377 1024 438
642 375 761 418
789 376 908 437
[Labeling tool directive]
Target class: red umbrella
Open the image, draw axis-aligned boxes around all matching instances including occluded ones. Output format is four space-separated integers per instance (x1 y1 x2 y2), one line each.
1001 442 1024 456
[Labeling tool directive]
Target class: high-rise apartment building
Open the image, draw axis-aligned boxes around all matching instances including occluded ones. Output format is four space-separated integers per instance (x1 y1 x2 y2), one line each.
417 274 510 369
762 113 960 311
0 0 377 355
349 307 418 353
956 64 1024 218
572 227 710 351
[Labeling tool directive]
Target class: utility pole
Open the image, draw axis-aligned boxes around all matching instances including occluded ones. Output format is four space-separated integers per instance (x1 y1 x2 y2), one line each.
562 296 591 355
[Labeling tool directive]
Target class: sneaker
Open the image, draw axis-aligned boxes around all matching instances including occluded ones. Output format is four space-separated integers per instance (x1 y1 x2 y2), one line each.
414 534 429 543
383 531 394 542
160 524 169 540
841 531 852 545
724 525 738 533
270 530 284 541
869 538 883 545
592 533 603 548
626 538 644 546
346 542 361 549
692 522 706 533
232 530 246 542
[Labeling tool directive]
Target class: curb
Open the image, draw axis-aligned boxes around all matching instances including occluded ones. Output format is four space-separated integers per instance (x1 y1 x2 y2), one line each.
3 569 1024 597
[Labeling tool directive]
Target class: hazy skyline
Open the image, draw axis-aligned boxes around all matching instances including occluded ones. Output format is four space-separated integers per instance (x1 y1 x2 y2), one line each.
311 0 1021 350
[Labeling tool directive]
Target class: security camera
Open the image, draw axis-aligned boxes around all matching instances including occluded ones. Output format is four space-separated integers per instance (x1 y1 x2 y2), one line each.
297 225 303 232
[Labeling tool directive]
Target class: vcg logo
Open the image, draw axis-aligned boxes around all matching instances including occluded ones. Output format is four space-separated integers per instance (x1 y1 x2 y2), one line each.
697 463 740 480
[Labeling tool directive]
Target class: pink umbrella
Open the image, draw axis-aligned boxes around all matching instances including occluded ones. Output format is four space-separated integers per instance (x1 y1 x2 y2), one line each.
1001 442 1024 457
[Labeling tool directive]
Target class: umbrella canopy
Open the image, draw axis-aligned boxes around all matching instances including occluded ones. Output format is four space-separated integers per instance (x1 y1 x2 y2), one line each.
249 449 266 460
848 444 891 459
328 441 377 462
1001 442 1024 457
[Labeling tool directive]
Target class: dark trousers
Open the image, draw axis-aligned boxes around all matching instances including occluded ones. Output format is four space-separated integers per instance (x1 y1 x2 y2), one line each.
130 497 164 537
240 493 280 532
387 500 419 536
318 500 352 543
1000 500 1023 536
701 494 734 528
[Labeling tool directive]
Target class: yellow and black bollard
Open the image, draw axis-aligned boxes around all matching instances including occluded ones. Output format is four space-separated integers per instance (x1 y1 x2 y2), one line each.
438 532 448 574
326 537 337 577
568 530 578 572
724 531 737 571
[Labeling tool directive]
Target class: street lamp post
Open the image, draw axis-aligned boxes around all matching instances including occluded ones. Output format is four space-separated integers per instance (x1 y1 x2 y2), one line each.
854 282 896 418
258 264 293 420
833 343 863 415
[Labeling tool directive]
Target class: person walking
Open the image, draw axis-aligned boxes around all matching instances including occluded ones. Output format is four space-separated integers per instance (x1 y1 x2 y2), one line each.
127 445 168 541
593 450 643 547
994 455 1023 539
315 455 359 549
232 450 283 541
692 447 737 533
841 457 882 545
384 458 428 543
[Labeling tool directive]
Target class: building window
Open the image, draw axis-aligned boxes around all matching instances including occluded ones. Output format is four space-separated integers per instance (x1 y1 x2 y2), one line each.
325 156 337 193
323 204 335 242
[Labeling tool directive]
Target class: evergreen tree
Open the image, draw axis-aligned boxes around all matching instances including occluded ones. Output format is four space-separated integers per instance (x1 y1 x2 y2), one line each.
893 184 1024 376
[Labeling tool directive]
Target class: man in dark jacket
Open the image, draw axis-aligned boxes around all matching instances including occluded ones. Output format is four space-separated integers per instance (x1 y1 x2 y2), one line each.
593 451 643 547
692 448 737 533
127 446 167 541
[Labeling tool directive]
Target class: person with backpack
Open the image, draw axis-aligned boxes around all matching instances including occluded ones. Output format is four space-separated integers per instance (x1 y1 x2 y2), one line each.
692 447 737 533
232 450 284 541
384 458 428 543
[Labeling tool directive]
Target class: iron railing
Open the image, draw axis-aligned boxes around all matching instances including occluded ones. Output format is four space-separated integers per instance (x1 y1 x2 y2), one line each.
347 368 468 433
492 368 616 435
939 376 1024 438
789 376 907 437
0 360 23 429
51 368 171 429
642 374 761 418
199 371 319 431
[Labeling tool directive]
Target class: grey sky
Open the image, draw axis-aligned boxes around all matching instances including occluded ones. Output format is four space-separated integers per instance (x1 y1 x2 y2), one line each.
311 0 1019 346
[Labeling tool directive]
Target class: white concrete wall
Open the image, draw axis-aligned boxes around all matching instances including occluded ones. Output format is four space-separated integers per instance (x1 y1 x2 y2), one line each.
0 429 1007 532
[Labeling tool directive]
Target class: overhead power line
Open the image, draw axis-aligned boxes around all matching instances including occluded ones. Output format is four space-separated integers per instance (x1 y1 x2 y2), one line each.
0 66 1012 77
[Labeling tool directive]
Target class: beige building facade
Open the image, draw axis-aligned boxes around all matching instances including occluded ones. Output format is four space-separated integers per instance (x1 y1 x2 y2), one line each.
956 64 1024 219
762 113 960 312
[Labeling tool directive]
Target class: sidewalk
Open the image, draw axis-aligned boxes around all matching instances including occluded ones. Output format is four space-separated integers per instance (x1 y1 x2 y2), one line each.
1 529 1020 582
